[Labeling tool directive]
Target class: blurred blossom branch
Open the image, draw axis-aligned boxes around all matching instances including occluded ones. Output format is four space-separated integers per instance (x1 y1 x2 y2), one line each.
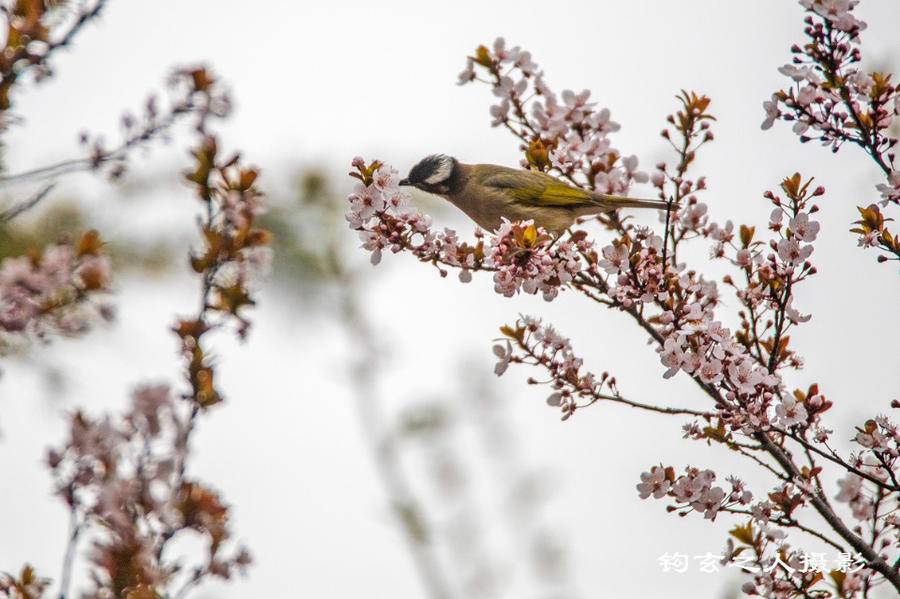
292 177 459 598
32 110 268 599
0 0 108 116
0 66 232 192
34 92 268 599
342 289 457 599
346 1 900 596
0 182 54 222
0 228 112 353
0 7 269 592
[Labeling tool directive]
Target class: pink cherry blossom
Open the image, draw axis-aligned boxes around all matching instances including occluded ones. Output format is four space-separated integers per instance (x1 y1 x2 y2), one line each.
776 238 813 265
773 395 809 429
788 212 820 242
875 170 900 205
698 358 724 385
1 238 113 350
637 466 671 499
761 94 781 130
727 359 764 395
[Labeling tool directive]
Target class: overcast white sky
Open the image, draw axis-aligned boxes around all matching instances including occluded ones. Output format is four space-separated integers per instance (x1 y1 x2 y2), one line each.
1 1 899 598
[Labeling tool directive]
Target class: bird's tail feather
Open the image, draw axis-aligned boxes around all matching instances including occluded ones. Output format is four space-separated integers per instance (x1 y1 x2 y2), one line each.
591 193 673 211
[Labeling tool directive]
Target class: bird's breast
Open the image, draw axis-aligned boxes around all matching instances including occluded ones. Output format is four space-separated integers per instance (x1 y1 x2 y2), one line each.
446 193 574 236
443 187 510 232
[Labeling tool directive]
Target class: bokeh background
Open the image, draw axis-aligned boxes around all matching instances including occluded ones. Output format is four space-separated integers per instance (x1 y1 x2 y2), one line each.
1 1 899 598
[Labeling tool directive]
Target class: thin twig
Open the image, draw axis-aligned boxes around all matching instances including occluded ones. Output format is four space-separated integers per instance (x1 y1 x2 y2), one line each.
723 507 845 552
780 429 899 493
0 182 55 222
594 392 711 418
57 506 81 599
661 195 674 269
0 102 188 189
172 566 205 599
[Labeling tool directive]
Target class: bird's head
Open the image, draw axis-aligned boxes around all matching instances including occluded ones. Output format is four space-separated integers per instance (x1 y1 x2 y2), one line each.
400 154 458 194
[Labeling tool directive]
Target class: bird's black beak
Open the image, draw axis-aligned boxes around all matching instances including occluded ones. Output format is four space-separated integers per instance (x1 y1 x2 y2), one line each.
399 178 411 186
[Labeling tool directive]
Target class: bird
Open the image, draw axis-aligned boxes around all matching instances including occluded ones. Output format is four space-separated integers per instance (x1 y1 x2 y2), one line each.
399 154 671 235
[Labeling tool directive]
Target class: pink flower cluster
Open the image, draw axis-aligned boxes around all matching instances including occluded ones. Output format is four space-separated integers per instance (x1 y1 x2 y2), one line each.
492 315 619 420
662 318 788 433
596 184 827 435
854 415 899 456
347 158 486 281
842 415 900 505
875 170 900 206
460 37 646 195
799 0 866 32
595 232 757 398
457 37 537 86
598 230 668 306
725 531 870 599
835 474 874 520
680 180 826 432
637 465 752 521
767 197 820 274
765 0 899 261
490 220 590 300
0 235 112 351
762 1 890 148
47 385 250 597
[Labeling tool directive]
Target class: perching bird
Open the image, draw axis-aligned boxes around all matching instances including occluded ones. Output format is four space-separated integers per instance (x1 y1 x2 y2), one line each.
399 154 670 235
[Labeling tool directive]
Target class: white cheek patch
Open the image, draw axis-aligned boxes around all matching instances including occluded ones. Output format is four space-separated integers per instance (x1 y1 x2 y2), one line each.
424 158 453 184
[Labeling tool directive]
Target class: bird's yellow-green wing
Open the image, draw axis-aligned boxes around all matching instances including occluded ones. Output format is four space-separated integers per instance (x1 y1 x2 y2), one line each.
482 170 596 209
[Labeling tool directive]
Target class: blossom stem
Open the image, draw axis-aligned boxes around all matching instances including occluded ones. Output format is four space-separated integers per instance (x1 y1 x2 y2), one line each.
0 182 56 222
821 21 894 177
0 107 185 188
722 507 845 552
57 507 81 599
756 433 900 591
779 429 899 493
661 195 675 269
516 334 709 418
597 393 711 418
172 566 205 599
731 446 790 484
873 451 900 493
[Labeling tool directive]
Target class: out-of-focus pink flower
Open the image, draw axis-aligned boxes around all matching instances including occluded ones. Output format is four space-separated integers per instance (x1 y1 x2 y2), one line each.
875 170 900 205
457 58 475 85
835 474 874 520
778 64 821 84
761 94 781 130
799 0 866 32
492 340 512 376
0 235 112 349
